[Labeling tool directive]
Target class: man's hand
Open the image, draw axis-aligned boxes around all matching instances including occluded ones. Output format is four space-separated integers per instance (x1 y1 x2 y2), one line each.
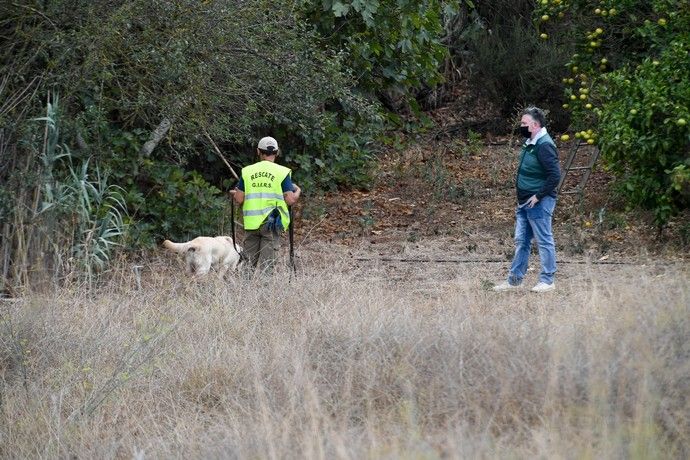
230 188 244 204
526 194 539 208
285 183 301 206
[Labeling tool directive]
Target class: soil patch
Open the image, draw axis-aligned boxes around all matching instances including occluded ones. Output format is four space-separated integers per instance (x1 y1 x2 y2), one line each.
293 133 689 264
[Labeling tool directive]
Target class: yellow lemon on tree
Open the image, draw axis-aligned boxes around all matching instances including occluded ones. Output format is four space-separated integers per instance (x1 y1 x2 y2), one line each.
585 103 593 109
541 15 549 21
560 134 570 141
540 33 548 40
677 118 687 126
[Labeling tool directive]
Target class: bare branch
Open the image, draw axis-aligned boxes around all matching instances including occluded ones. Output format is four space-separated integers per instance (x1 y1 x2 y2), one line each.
139 118 172 157
203 130 239 180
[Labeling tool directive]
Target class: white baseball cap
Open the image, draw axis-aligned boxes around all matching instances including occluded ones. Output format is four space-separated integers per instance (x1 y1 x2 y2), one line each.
257 136 279 153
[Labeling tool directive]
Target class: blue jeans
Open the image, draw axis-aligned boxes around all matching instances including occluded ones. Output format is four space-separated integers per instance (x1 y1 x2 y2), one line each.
507 195 557 285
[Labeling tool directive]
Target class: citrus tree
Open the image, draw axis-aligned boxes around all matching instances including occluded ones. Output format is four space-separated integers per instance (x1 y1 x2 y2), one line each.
536 0 690 224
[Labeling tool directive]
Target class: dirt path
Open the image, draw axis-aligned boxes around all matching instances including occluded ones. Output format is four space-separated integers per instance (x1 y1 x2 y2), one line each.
292 134 688 265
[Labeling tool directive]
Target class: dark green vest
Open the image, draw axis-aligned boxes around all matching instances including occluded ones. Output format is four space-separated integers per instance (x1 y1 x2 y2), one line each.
516 134 555 193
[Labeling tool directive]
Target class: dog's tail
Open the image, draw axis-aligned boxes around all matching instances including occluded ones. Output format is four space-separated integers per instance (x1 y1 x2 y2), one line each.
162 240 195 253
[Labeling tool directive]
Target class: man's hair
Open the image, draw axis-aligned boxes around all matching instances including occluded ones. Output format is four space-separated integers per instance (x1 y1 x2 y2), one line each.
259 148 278 156
523 107 547 128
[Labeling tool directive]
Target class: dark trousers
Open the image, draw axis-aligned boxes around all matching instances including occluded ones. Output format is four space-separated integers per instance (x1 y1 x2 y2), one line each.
244 223 281 275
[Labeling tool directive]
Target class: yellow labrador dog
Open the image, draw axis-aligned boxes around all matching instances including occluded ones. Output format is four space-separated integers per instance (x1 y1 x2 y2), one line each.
163 236 242 277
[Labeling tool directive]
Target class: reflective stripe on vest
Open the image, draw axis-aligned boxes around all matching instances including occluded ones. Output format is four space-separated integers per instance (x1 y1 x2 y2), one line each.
241 161 291 231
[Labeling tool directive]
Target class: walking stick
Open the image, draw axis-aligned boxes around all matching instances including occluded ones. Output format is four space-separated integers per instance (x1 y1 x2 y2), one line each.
288 206 297 274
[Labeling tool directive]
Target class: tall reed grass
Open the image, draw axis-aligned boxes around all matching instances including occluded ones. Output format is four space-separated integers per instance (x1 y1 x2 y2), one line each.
1 245 687 458
1 94 127 293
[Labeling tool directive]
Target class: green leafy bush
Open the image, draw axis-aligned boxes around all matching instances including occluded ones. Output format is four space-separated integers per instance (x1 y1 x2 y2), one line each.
537 0 690 224
1 0 383 188
597 42 690 223
444 0 572 121
124 160 232 247
300 0 455 95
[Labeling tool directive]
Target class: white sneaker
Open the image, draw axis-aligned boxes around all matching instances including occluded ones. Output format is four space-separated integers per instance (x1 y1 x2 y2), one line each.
531 282 555 293
492 281 521 292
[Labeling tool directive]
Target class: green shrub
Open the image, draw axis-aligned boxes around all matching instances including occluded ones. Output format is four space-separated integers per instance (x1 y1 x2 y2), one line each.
300 0 454 95
448 0 572 120
537 0 690 224
597 42 690 223
124 160 231 247
1 0 384 195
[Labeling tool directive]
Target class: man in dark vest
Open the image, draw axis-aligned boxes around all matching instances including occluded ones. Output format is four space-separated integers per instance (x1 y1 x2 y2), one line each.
231 136 301 275
494 107 561 293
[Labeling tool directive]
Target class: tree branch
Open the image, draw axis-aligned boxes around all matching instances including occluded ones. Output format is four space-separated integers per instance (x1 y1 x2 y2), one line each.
139 118 172 157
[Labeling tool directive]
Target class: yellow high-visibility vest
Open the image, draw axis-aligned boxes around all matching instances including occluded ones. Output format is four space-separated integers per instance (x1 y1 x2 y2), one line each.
241 161 291 231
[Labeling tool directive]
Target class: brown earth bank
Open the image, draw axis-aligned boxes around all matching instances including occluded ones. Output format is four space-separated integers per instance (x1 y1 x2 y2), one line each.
290 132 689 267
286 82 688 265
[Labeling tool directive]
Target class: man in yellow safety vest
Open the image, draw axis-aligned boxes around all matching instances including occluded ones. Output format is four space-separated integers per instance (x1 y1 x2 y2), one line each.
231 136 301 275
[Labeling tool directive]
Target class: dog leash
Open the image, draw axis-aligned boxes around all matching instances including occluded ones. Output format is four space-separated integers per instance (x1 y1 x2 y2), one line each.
230 196 247 263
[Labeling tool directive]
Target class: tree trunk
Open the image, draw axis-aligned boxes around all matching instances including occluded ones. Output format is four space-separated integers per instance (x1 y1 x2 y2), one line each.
139 118 172 157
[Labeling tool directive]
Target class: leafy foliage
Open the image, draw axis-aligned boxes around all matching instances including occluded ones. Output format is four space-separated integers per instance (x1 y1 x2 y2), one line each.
124 160 232 247
300 0 457 95
596 42 690 223
0 0 389 248
64 161 128 286
537 0 690 224
444 0 572 120
32 96 129 286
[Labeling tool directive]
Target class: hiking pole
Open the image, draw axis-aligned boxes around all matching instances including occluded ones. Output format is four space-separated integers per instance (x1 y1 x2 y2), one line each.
288 206 297 274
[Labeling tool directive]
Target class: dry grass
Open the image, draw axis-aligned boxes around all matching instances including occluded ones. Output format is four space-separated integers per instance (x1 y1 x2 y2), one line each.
1 242 688 459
